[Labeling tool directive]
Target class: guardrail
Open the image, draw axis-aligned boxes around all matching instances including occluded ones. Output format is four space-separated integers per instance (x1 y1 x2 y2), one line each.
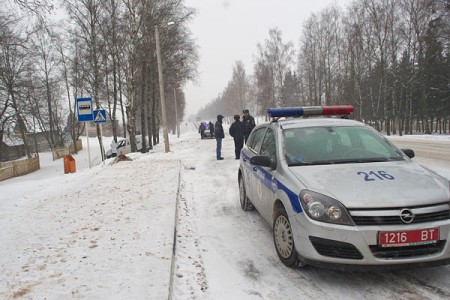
0 155 40 181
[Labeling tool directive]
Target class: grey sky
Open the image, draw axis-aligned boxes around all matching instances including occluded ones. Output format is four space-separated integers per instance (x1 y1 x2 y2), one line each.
183 0 351 117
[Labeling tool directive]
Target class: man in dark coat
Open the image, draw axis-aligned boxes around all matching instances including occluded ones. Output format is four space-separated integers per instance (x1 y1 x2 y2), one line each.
199 122 206 139
242 109 256 143
229 114 245 159
208 121 214 138
215 115 225 160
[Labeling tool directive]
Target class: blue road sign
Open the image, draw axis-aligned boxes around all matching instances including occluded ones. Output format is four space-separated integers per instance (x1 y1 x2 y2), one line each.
93 109 107 123
76 98 93 122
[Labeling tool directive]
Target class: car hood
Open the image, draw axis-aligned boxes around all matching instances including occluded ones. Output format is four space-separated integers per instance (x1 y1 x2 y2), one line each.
288 161 449 208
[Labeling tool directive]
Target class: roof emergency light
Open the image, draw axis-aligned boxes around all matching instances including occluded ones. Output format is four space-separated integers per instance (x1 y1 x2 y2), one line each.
267 105 354 118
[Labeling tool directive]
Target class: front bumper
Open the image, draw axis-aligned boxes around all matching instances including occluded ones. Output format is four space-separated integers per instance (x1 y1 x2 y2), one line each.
291 213 450 270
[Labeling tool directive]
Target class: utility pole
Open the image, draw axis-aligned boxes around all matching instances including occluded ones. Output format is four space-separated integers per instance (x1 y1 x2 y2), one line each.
154 25 170 153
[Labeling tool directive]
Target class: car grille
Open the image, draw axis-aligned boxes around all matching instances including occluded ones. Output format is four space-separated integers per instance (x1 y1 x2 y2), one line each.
309 236 363 260
349 203 450 226
370 241 445 259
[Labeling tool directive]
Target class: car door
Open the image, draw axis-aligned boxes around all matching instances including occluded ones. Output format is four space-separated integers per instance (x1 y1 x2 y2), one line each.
253 128 278 222
241 127 267 206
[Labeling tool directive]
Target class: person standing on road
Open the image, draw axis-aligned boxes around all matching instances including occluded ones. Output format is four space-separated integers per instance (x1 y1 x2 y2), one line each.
242 109 256 143
215 115 225 160
229 114 245 159
209 121 215 138
110 138 118 158
199 122 206 138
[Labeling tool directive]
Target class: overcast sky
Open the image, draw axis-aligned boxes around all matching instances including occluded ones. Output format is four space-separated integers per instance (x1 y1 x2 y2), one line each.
183 0 351 117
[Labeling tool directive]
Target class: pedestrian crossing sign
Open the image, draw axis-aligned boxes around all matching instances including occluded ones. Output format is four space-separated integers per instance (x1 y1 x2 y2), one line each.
93 109 107 123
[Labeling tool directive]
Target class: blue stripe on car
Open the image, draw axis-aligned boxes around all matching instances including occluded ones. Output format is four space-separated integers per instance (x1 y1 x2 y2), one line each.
242 153 302 213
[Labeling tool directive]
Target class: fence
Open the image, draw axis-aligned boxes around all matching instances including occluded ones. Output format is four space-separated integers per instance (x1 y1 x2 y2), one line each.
0 140 82 181
0 155 40 181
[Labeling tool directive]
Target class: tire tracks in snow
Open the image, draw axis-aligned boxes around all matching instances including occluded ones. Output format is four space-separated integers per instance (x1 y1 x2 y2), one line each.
169 165 208 299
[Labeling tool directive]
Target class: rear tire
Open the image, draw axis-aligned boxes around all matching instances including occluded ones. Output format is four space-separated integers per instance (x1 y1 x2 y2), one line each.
273 206 300 267
239 175 254 211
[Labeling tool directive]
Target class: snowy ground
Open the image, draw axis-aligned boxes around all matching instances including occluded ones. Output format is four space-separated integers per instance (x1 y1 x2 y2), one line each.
1 122 449 299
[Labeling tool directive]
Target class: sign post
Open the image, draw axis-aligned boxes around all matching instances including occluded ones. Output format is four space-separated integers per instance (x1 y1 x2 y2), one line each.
77 98 93 168
76 98 94 122
94 109 107 163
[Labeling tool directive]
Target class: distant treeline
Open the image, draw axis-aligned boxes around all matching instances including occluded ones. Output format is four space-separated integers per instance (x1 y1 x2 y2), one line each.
200 0 449 135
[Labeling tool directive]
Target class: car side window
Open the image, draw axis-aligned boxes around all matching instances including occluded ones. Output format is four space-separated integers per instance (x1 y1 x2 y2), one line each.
248 127 267 153
260 128 277 163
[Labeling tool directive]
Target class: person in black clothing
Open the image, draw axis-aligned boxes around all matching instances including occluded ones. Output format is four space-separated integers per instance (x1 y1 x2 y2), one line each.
242 109 256 143
229 114 245 159
208 121 215 138
215 115 225 160
199 122 206 138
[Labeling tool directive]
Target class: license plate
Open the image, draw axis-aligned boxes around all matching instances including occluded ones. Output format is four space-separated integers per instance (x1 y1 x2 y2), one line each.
379 228 439 247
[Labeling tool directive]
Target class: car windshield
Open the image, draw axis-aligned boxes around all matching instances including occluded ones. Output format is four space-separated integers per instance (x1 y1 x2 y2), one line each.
283 126 404 166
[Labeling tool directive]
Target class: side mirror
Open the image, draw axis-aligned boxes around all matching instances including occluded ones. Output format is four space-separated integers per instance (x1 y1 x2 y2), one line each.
401 148 415 159
250 155 276 169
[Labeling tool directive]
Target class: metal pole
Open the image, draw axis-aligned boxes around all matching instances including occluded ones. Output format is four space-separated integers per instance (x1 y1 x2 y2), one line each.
86 121 91 168
155 25 170 153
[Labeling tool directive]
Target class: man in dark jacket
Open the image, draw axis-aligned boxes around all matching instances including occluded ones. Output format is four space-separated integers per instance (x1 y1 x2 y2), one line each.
229 114 245 159
242 109 256 143
215 115 225 160
199 122 206 139
208 121 215 138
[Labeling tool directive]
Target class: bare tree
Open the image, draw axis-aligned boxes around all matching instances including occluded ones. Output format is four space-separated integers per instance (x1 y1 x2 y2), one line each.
28 20 64 150
0 27 33 157
255 28 294 112
64 0 106 156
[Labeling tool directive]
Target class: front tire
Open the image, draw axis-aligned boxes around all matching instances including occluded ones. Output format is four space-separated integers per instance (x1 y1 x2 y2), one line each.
239 175 254 211
273 206 300 267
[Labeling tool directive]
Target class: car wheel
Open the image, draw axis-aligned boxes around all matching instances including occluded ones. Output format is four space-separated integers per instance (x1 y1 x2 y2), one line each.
273 206 300 267
239 175 254 211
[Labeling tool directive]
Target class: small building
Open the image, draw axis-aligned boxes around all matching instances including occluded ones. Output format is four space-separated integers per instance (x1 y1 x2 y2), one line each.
0 135 26 162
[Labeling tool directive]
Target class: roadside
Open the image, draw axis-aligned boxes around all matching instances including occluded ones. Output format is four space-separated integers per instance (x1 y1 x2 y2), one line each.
0 152 181 299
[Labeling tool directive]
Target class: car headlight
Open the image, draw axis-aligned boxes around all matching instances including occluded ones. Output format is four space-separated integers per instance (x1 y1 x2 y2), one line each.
299 190 354 226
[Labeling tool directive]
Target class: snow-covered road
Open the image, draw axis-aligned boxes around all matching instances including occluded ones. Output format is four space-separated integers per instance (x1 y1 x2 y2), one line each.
170 129 450 300
1 123 449 299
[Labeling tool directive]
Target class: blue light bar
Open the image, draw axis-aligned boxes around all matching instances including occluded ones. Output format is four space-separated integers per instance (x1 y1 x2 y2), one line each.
267 105 354 118
267 107 304 118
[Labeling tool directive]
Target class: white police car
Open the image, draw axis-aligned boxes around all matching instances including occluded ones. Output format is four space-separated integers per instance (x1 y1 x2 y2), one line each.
238 105 450 270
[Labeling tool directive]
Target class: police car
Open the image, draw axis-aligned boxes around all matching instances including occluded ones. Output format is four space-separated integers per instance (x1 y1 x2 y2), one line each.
238 105 450 270
199 122 214 139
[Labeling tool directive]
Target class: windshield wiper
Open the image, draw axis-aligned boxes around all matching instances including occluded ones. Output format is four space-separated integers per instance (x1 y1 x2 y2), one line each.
288 157 403 167
309 158 391 165
288 161 313 166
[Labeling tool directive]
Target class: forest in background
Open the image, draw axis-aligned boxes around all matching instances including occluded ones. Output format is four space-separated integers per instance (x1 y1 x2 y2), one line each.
199 0 449 136
1 0 449 162
0 0 198 158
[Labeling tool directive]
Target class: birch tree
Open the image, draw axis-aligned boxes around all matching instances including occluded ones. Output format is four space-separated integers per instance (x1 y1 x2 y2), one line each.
255 28 294 110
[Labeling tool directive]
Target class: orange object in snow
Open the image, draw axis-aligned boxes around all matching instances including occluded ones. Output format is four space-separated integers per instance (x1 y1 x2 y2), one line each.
64 155 76 174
